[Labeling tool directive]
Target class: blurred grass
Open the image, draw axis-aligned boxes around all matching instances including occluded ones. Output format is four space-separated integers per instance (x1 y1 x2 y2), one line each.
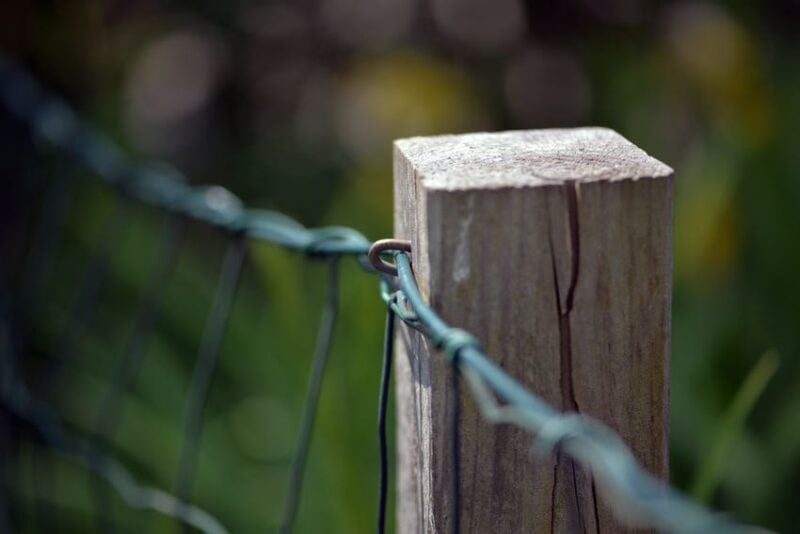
690 350 779 504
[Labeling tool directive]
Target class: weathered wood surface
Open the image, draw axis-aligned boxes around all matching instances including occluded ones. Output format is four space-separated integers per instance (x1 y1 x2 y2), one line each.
393 128 674 533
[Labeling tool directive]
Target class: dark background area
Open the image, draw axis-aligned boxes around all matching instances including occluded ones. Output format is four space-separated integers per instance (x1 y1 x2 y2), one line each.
1 0 799 532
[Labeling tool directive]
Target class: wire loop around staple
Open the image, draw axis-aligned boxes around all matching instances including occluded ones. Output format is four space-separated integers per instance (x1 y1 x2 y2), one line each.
368 239 411 276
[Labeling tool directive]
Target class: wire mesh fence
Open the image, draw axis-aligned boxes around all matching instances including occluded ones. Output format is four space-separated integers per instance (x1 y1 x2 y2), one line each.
0 57 768 533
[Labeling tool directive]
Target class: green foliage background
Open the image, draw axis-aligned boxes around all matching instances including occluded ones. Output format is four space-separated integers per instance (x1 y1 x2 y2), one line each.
2 0 799 532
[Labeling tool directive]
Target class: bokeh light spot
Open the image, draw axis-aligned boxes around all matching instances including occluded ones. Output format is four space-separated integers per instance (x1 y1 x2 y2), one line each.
432 0 527 52
504 45 591 128
125 28 227 152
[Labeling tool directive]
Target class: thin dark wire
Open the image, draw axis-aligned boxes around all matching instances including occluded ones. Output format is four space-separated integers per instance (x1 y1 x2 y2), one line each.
21 171 76 321
377 308 395 534
56 195 128 364
175 234 248 513
88 215 184 533
30 441 55 534
279 257 340 534
449 359 461 534
0 410 17 532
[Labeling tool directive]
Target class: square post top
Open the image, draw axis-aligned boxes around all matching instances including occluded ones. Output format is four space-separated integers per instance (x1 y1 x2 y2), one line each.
394 127 673 191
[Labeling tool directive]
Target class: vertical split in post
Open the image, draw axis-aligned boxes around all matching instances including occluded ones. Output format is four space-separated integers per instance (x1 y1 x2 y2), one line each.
393 128 674 533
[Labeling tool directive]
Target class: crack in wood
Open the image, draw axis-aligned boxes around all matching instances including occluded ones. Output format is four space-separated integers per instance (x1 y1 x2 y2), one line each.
548 183 600 534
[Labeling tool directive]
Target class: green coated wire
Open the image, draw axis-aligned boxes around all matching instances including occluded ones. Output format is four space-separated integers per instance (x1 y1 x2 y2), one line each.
279 257 341 534
0 58 371 260
175 234 248 512
391 251 766 534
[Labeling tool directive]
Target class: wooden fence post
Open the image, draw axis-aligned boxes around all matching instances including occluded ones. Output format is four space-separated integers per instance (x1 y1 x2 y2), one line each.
393 128 674 533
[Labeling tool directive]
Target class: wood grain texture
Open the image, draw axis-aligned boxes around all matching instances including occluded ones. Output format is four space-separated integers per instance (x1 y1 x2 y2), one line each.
393 128 673 533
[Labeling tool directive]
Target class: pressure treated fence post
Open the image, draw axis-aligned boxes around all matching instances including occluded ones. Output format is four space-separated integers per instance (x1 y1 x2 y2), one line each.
393 128 674 533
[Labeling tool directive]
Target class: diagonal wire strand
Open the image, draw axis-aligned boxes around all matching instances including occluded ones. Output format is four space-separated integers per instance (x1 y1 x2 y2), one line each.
279 257 340 534
0 56 370 259
391 251 767 534
88 215 184 533
175 234 248 513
